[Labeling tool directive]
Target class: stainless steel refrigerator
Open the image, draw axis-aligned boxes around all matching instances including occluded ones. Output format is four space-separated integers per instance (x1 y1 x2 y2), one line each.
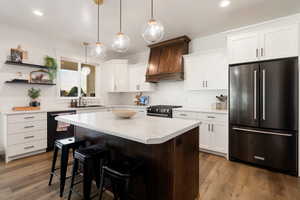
229 57 298 176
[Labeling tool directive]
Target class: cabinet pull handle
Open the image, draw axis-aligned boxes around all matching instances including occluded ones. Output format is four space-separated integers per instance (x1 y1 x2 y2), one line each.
232 127 293 137
24 125 34 129
208 124 210 132
256 49 259 58
211 124 214 132
207 116 215 119
24 116 34 119
180 113 187 116
202 81 205 88
206 81 208 88
24 136 34 139
24 145 34 150
261 48 264 57
254 156 265 161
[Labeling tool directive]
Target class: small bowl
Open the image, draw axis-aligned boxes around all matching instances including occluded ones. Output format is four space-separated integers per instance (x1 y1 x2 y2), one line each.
112 109 137 119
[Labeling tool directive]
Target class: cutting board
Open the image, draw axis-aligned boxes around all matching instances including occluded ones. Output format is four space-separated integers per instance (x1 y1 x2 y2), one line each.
12 106 41 111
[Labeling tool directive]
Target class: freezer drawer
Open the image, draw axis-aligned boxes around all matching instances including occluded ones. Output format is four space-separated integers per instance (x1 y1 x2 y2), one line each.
230 126 298 175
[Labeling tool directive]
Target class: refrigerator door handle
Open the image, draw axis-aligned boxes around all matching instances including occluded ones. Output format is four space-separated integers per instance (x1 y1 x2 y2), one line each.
262 69 266 120
253 70 257 120
232 127 293 137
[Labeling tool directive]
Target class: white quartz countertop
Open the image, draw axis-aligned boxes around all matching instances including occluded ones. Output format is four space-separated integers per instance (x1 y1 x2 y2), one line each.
56 112 200 145
174 107 228 114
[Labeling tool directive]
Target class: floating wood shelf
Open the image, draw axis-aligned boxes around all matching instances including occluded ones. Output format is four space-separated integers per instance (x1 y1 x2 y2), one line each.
5 80 56 86
5 61 50 70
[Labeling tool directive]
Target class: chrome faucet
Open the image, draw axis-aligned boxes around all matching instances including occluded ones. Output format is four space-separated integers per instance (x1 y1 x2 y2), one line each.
78 96 84 107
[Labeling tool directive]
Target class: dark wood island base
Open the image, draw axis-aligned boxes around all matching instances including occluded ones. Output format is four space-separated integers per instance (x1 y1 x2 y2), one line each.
75 126 199 200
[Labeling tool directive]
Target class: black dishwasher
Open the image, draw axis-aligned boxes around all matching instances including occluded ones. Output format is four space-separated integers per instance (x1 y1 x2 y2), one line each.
47 110 76 151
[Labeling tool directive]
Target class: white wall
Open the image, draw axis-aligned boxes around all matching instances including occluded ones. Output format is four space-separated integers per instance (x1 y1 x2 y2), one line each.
0 23 102 111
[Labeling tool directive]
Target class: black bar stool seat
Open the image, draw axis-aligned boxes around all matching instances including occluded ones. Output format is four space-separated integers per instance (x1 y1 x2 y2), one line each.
48 137 86 197
68 144 110 200
98 156 144 200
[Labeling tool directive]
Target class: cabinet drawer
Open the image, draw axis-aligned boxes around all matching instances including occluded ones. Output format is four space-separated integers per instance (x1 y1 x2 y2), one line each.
7 139 47 157
198 113 227 122
7 113 46 123
7 131 47 146
173 111 199 119
230 127 297 174
7 120 47 135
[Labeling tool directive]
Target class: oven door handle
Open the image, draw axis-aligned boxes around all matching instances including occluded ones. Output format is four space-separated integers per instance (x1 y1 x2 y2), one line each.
50 113 76 117
147 113 169 117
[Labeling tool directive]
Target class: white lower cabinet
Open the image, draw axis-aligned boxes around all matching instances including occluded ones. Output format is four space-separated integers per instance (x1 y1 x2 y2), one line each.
199 122 210 150
1 112 47 162
174 110 228 156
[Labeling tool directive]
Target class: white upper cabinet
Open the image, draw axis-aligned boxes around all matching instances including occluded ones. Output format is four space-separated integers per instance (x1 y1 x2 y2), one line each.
228 24 299 64
228 33 260 64
128 64 156 92
104 59 129 92
184 49 228 90
261 25 298 60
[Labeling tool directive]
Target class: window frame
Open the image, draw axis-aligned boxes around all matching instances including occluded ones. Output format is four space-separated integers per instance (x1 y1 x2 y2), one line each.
58 57 98 99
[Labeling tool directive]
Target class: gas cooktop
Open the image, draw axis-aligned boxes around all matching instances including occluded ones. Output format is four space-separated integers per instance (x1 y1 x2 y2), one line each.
147 105 182 118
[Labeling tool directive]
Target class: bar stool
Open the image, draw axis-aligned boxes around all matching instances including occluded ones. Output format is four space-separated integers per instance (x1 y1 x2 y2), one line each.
98 156 144 200
68 144 110 200
48 137 86 197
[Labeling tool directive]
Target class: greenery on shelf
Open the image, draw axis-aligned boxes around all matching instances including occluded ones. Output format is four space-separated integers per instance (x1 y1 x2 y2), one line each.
44 56 58 81
28 88 41 100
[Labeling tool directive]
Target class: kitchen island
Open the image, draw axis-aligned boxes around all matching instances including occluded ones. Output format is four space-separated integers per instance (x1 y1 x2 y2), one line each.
56 112 200 200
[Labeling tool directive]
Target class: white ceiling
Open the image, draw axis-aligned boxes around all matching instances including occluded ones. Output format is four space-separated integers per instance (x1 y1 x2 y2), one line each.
1 0 300 57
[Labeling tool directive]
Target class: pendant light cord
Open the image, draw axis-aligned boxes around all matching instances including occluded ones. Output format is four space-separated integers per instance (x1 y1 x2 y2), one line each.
119 0 122 33
85 45 88 64
97 2 100 42
151 0 154 19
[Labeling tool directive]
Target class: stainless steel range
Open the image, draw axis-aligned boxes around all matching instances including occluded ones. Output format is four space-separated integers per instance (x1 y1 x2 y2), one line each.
147 105 182 118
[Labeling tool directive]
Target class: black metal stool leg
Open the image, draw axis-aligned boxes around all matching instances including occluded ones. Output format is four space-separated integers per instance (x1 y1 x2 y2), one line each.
83 159 93 200
60 146 69 197
121 178 130 200
98 169 106 200
68 159 79 200
94 158 102 188
48 146 58 186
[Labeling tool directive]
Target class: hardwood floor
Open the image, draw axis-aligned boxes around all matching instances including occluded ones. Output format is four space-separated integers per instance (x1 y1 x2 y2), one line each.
200 153 300 200
0 152 300 200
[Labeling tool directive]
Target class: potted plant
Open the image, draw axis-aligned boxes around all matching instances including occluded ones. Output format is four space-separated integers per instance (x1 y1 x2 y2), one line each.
28 88 41 107
44 56 57 82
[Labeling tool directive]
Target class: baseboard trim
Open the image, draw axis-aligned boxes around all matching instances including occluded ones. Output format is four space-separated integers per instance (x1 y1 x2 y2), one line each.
6 149 46 163
199 148 227 158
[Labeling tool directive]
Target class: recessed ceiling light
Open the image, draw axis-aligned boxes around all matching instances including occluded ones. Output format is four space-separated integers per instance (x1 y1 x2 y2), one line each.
219 0 231 8
33 10 44 16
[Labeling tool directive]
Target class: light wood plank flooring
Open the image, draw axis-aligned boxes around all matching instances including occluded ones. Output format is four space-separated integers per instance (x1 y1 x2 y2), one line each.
0 152 300 200
200 153 300 200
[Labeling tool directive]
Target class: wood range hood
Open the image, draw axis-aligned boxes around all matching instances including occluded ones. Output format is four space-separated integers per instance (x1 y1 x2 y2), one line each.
146 36 191 83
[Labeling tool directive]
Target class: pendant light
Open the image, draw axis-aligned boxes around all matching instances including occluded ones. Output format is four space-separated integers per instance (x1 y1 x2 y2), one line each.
91 0 106 58
82 42 91 76
142 0 164 44
112 0 130 52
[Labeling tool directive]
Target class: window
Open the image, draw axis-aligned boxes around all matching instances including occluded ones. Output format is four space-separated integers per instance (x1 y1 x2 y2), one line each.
59 59 96 98
81 64 96 97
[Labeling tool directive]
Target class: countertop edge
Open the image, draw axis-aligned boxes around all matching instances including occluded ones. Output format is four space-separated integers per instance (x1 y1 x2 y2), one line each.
56 115 200 145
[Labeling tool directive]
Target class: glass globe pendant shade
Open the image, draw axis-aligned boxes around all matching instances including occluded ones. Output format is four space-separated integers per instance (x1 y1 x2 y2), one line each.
112 32 130 53
142 19 164 44
81 66 91 76
91 42 106 58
